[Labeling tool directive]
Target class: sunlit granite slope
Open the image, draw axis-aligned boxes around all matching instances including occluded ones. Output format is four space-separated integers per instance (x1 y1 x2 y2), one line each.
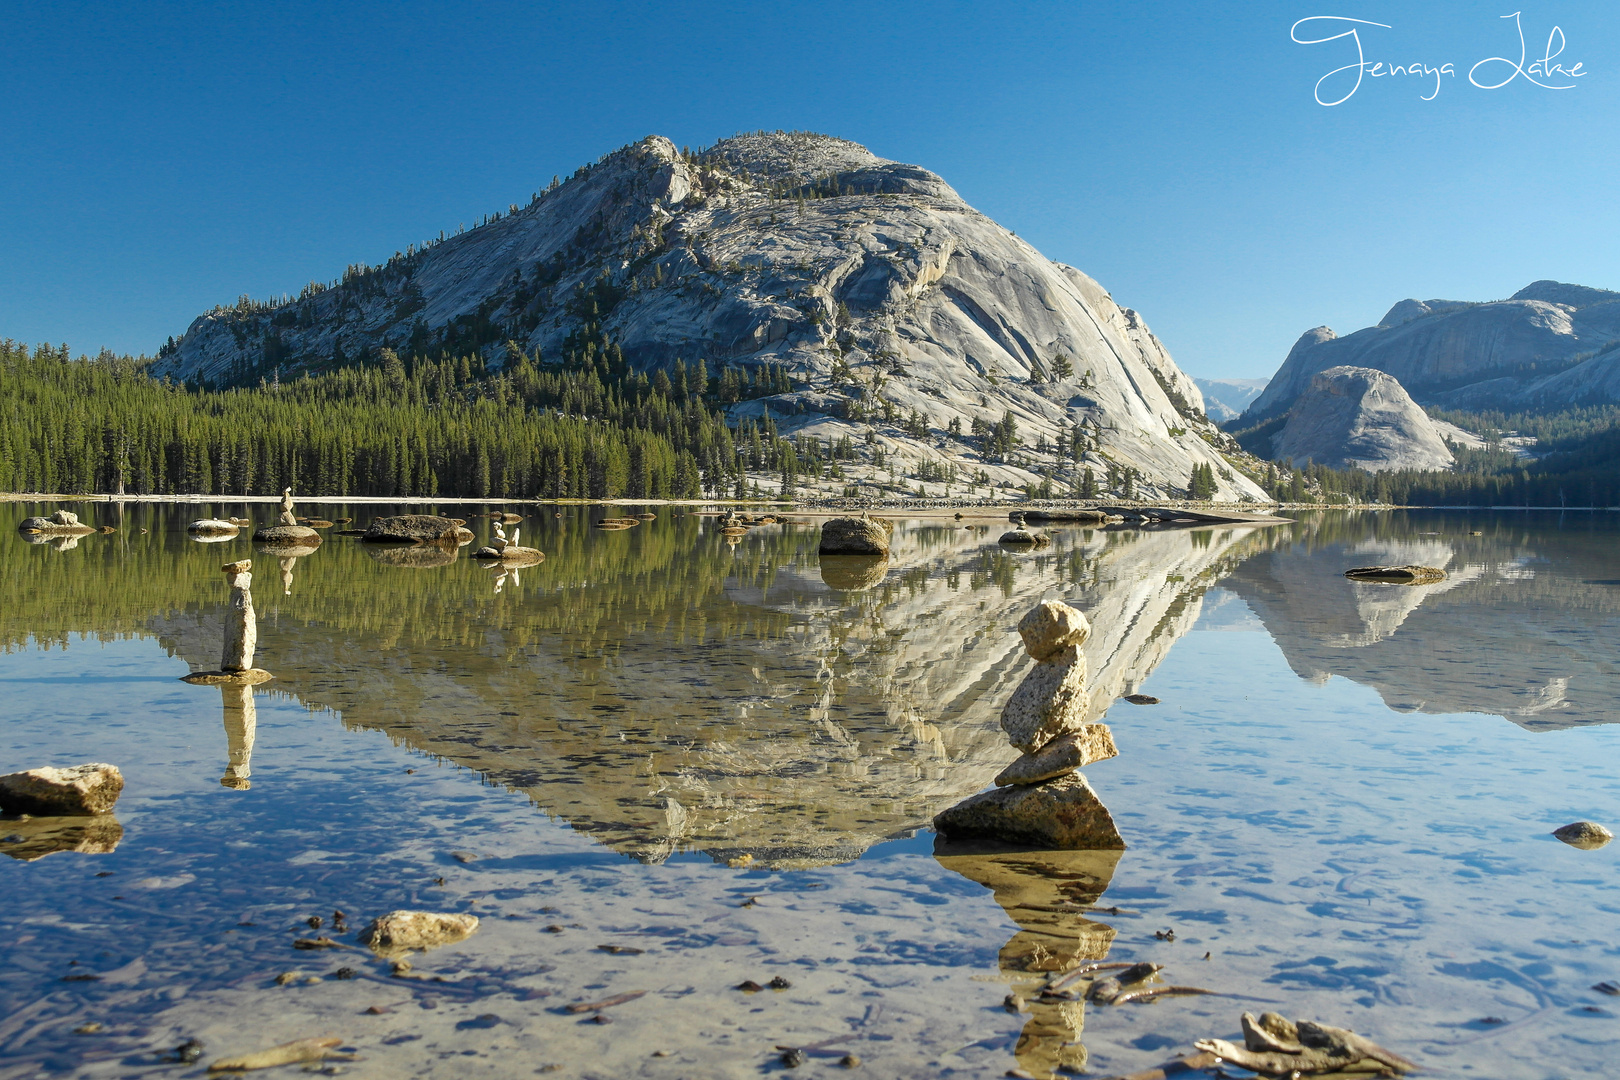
153 132 1261 499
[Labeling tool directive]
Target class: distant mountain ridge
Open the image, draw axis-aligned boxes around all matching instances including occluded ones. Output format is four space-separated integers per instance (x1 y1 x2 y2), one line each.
1243 280 1620 425
153 131 1263 501
1194 377 1268 422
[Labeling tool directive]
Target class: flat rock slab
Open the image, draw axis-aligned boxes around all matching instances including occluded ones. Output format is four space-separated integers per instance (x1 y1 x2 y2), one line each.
361 910 480 955
818 517 894 556
252 525 323 544
999 528 1048 546
472 546 545 565
0 763 124 816
361 515 467 543
1344 565 1446 584
187 519 239 534
181 669 275 685
994 726 1116 786
933 773 1124 849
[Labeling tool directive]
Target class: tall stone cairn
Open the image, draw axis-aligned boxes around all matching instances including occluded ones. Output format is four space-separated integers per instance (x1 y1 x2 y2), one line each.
933 600 1125 849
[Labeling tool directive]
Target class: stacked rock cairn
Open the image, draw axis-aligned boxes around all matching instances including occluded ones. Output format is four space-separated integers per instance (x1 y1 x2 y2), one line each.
933 600 1124 849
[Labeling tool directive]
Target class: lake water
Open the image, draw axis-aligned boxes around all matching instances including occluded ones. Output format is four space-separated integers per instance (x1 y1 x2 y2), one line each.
1 503 1616 1080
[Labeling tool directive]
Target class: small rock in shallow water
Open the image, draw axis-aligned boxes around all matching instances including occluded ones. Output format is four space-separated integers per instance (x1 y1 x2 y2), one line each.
736 980 764 992
1123 694 1159 705
1593 981 1620 995
839 1054 861 1068
780 1048 806 1068
275 971 301 986
174 1038 204 1064
0 763 123 816
1554 821 1614 849
333 967 356 980
74 1023 103 1034
360 911 479 955
767 976 792 990
1003 993 1025 1013
456 1014 502 1030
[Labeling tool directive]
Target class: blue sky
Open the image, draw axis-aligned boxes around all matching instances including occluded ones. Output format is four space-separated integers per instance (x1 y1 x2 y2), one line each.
2 1 1614 379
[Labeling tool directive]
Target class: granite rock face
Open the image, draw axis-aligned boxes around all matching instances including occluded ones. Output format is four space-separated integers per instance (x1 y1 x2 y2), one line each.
0 764 124 816
153 132 1264 501
1000 644 1089 754
1270 366 1455 472
1244 280 1620 423
932 773 1124 849
818 517 893 556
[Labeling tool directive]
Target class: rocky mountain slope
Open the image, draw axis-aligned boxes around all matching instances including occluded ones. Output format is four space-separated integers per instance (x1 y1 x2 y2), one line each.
153 132 1262 501
1270 366 1455 472
1243 280 1620 424
1194 377 1267 422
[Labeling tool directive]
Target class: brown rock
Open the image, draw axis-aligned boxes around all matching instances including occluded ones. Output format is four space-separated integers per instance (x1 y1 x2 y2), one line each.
1344 565 1446 584
361 515 466 543
932 773 1124 849
252 525 323 545
1553 821 1614 849
1017 601 1090 660
994 727 1116 786
0 764 123 816
360 910 480 955
1000 645 1089 754
818 517 894 556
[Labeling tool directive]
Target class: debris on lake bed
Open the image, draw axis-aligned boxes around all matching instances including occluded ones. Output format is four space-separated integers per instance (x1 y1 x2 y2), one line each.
207 1036 353 1072
1094 1012 1416 1079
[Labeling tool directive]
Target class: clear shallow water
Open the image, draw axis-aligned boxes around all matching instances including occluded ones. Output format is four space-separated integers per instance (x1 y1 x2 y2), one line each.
1 503 1617 1079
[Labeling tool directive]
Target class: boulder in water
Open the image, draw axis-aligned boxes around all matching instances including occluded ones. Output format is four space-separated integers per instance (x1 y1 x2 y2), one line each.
187 519 240 536
252 524 323 546
818 517 893 556
0 764 123 816
361 515 469 543
1553 821 1613 850
933 773 1124 849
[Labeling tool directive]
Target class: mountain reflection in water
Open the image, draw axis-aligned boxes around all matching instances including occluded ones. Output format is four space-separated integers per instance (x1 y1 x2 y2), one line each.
1223 512 1620 729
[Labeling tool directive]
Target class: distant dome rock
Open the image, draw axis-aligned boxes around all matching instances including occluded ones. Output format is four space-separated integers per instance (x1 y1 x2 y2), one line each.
1271 366 1454 473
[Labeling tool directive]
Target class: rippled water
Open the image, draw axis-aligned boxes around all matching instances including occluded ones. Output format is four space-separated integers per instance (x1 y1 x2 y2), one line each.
1 502 1616 1079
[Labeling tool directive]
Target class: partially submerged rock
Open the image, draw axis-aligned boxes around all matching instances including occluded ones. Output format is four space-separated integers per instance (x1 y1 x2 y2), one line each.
999 526 1049 547
361 515 471 543
472 545 545 565
1344 565 1446 584
187 519 240 536
818 517 893 556
18 510 96 535
0 763 123 816
1553 820 1613 849
251 524 322 546
994 727 1116 787
361 910 480 955
1000 645 1089 755
933 773 1124 849
207 1037 350 1072
1021 510 1110 525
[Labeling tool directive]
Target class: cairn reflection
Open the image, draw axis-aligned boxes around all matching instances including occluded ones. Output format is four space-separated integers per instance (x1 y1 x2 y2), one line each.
937 843 1122 1077
181 560 272 789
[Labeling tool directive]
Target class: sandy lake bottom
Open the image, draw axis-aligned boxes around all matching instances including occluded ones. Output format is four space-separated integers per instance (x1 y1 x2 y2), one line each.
1 503 1617 1080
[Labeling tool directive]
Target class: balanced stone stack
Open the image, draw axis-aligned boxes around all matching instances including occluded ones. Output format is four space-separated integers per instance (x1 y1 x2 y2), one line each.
934 600 1124 849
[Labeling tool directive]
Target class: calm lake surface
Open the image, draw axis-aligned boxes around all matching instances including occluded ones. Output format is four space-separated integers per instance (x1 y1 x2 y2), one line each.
1 503 1617 1080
